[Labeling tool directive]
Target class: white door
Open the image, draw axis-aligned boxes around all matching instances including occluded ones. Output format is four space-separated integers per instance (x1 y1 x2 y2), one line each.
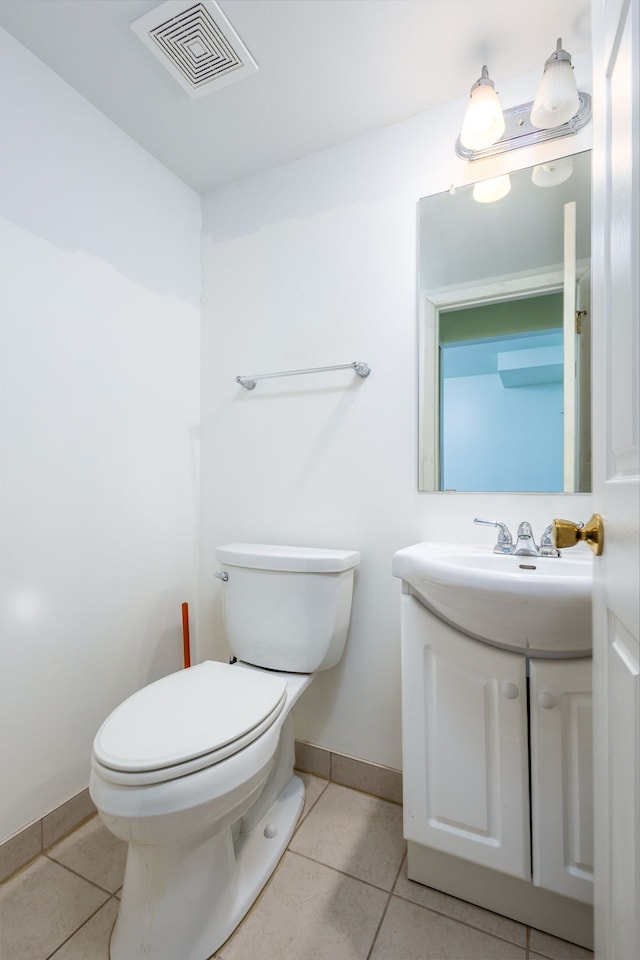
529 658 593 904
591 1 640 957
401 596 530 879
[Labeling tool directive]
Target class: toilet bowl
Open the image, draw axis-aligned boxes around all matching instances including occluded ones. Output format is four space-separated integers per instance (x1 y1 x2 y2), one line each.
90 543 359 960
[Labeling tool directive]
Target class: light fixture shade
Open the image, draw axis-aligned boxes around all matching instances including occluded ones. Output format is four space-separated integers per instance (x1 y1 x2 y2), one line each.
531 157 574 187
460 67 505 150
531 39 580 129
472 174 511 204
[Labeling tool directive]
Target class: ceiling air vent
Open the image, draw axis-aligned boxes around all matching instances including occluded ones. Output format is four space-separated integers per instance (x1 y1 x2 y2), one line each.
131 0 257 99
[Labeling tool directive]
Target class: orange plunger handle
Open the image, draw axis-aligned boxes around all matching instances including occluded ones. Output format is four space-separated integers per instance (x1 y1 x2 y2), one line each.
181 602 191 669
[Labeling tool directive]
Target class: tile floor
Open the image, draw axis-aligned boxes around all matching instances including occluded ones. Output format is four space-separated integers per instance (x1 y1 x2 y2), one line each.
0 776 594 960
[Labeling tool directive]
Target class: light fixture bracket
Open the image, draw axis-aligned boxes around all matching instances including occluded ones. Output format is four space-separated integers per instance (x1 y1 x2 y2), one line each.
455 91 591 161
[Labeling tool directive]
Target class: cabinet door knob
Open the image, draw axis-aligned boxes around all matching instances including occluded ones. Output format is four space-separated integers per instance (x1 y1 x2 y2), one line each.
501 682 519 700
537 691 557 710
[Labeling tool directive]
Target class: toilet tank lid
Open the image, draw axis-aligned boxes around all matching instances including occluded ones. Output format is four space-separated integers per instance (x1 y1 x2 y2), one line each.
216 543 360 572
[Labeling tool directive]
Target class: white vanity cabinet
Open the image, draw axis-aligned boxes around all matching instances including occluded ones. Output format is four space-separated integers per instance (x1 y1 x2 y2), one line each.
401 594 530 879
530 657 594 902
401 593 594 904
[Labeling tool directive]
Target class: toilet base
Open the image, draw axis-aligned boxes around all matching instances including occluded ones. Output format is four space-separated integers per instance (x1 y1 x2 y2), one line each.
110 775 305 960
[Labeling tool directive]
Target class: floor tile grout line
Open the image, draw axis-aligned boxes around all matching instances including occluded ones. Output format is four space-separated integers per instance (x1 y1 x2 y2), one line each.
363 850 408 960
44 852 118 897
365 888 393 960
389 849 407 891
286 847 404 895
389 889 530 952
292 779 330 835
390 855 538 956
43 895 117 960
288 848 531 953
223 803 396 960
321 776 403 808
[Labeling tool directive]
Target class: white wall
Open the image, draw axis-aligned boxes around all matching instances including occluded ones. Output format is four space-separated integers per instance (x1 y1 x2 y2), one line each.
0 28 201 843
200 57 593 772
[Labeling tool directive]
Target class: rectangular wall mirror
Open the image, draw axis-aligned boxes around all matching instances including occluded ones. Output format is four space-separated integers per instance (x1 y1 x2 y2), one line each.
418 150 591 493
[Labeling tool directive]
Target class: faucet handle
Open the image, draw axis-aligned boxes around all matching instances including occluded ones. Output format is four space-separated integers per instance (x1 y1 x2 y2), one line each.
539 524 560 557
474 518 513 554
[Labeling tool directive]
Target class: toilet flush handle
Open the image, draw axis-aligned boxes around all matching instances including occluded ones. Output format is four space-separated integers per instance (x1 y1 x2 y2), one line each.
215 571 229 582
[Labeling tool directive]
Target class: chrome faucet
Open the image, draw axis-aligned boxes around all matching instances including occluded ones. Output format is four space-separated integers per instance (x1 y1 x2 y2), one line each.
474 518 513 554
474 519 560 557
539 524 560 557
512 521 539 556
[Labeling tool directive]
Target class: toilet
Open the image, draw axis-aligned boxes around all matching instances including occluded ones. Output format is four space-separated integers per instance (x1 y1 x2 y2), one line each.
89 543 359 960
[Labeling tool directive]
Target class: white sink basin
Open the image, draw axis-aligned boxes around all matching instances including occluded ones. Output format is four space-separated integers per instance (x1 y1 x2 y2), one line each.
392 542 593 657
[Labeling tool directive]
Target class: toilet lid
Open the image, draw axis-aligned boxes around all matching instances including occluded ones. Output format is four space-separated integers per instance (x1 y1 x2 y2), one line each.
93 661 287 774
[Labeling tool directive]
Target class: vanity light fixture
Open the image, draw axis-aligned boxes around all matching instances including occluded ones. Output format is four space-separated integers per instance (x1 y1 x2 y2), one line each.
456 38 591 161
530 39 580 129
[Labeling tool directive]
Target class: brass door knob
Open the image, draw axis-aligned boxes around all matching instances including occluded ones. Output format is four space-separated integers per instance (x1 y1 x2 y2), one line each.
552 514 604 556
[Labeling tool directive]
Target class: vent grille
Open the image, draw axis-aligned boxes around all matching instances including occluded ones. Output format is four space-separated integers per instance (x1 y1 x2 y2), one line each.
131 0 257 99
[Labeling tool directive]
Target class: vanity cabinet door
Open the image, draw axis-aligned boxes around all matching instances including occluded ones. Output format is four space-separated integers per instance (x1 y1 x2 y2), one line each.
401 594 530 879
530 657 593 904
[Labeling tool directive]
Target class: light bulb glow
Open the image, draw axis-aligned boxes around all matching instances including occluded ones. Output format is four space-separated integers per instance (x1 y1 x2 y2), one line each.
460 74 505 150
472 174 511 203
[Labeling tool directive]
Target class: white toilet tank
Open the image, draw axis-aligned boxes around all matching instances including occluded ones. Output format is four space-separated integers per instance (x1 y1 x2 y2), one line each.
215 544 360 672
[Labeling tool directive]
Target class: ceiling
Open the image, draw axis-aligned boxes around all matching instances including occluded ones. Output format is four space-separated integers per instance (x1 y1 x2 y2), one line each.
0 0 591 195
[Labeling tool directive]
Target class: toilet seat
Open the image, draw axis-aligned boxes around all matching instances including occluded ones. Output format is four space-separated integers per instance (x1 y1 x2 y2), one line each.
92 661 287 787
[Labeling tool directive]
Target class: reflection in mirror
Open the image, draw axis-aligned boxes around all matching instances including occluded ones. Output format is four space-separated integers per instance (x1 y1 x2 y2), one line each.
418 151 591 493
